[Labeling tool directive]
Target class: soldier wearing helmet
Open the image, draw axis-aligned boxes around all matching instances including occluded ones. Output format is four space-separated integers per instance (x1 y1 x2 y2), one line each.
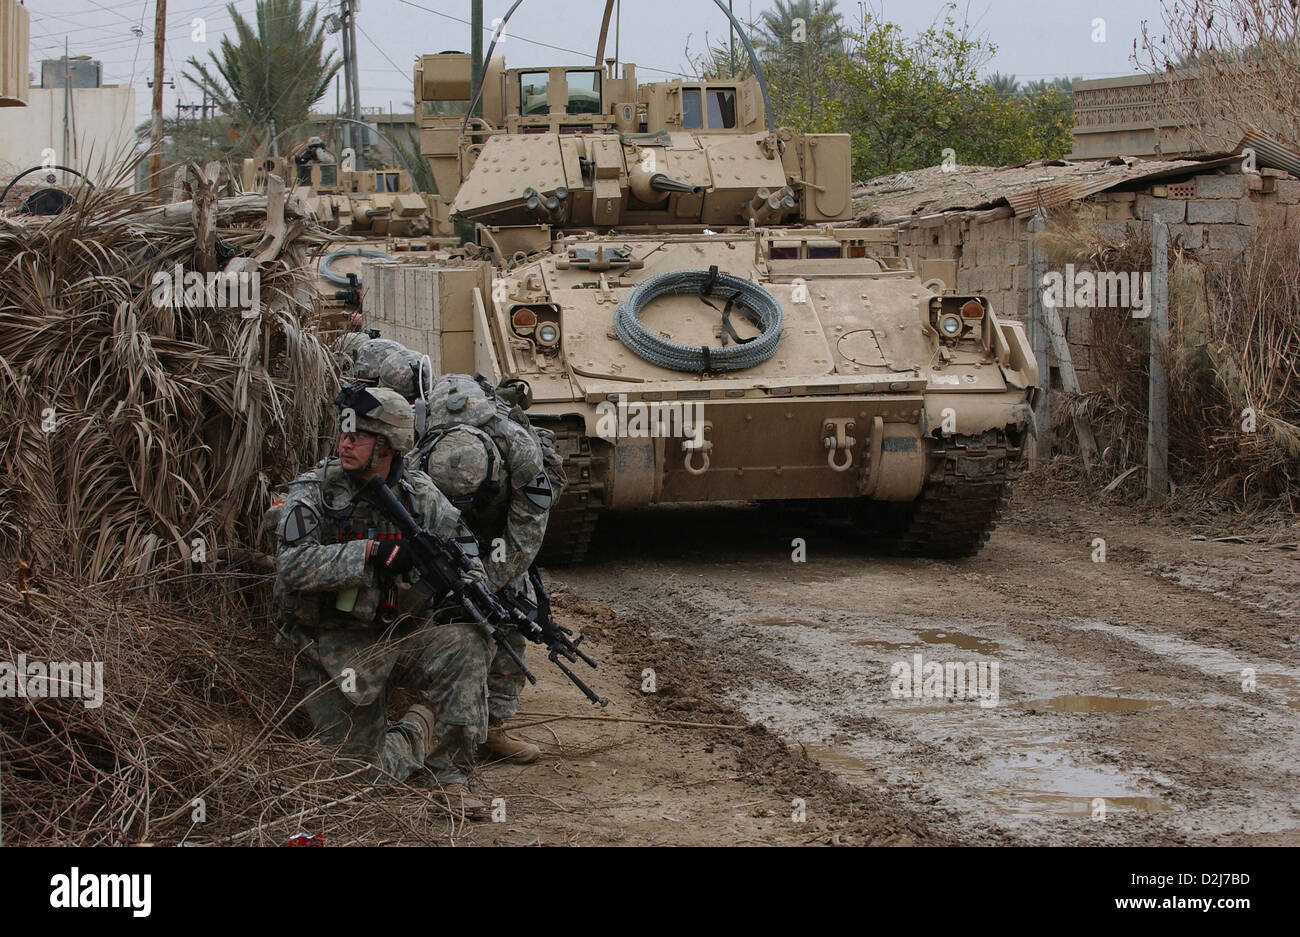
272 382 495 814
413 373 564 764
332 313 378 375
348 337 435 437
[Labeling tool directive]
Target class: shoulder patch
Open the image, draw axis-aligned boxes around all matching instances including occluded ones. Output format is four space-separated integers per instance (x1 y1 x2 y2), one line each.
282 502 321 544
453 520 481 558
523 471 553 509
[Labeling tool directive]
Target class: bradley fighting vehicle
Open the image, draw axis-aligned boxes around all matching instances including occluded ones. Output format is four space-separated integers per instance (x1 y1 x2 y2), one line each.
241 135 462 330
405 8 1039 565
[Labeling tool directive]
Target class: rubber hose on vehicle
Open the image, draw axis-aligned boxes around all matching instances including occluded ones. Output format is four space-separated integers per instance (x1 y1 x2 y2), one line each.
320 248 395 286
614 269 784 372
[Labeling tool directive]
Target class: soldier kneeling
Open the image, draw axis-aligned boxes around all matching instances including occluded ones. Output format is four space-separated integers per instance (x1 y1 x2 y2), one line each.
273 383 495 816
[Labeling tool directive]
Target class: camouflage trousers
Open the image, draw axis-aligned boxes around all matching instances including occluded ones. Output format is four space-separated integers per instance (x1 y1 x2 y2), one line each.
294 619 495 785
487 630 527 722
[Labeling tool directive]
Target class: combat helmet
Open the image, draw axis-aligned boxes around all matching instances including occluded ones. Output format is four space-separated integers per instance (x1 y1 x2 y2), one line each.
352 338 409 385
335 382 415 455
378 347 434 401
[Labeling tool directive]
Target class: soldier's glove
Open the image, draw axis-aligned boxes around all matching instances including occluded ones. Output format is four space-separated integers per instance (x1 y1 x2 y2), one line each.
368 540 414 575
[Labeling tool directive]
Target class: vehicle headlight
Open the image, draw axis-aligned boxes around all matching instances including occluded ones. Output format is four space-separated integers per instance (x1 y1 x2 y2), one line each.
537 323 559 345
939 313 963 337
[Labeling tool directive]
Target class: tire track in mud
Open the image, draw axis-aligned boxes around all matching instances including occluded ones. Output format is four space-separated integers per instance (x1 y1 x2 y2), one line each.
548 588 977 846
554 498 1300 845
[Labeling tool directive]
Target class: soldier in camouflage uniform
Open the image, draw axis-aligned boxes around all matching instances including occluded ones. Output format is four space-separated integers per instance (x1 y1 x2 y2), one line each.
274 383 495 810
332 312 373 374
413 373 563 764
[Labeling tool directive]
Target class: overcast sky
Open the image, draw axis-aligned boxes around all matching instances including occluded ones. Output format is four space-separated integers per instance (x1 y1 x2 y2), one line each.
24 0 1174 129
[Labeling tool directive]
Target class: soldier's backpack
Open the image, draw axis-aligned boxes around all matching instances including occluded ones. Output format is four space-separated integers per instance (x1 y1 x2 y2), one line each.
413 375 562 525
416 373 565 496
474 373 567 499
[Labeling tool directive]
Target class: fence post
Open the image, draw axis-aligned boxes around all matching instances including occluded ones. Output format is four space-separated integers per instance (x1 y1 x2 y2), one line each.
1026 210 1052 463
1148 214 1169 502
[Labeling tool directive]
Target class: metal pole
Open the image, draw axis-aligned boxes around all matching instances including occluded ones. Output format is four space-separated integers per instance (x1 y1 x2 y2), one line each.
730 0 735 70
470 0 483 121
1148 215 1170 502
62 40 70 170
1027 209 1052 464
340 6 354 156
149 0 167 196
347 0 363 166
595 0 615 66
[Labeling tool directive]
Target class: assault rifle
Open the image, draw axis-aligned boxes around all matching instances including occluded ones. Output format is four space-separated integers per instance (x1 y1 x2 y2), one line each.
499 567 608 707
359 475 532 680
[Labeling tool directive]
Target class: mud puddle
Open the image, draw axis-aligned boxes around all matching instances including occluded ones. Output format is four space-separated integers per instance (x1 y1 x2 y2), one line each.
1018 696 1170 713
1061 617 1300 710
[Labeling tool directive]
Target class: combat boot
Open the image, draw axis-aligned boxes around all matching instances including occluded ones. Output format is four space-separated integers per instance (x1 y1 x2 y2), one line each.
438 782 489 821
479 717 540 764
394 704 436 764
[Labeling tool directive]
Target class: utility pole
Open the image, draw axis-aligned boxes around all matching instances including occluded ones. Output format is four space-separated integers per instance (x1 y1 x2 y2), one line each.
339 4 354 155
336 0 363 166
470 0 482 122
150 0 167 197
347 0 362 166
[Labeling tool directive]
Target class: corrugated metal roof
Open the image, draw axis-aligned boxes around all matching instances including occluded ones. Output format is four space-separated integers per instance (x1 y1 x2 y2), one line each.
1239 133 1300 178
852 155 1245 221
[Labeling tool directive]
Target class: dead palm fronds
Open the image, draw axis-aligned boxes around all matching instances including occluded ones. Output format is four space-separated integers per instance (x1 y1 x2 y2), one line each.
0 157 434 846
0 155 339 584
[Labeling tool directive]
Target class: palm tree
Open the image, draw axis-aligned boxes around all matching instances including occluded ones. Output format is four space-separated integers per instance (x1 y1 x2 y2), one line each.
1020 76 1079 98
184 0 341 155
985 72 1020 98
757 0 845 57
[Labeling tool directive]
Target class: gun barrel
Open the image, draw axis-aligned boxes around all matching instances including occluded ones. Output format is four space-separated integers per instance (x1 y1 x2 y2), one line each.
649 173 701 195
550 650 609 707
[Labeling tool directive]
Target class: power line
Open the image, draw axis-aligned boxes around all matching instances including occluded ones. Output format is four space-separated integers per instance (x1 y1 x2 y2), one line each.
355 21 411 86
393 0 691 78
30 0 143 27
31 0 257 44
129 0 150 87
85 0 146 26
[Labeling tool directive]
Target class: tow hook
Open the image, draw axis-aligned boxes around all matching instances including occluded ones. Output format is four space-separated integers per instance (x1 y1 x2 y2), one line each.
823 418 856 472
682 420 712 475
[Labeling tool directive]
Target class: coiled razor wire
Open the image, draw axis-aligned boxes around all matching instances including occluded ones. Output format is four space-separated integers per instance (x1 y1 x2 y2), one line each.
614 268 784 372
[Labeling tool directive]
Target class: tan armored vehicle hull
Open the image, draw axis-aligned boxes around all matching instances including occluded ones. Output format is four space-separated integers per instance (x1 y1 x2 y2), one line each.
476 229 1037 563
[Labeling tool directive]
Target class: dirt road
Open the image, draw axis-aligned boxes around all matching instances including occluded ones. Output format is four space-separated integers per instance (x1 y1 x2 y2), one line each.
452 487 1298 846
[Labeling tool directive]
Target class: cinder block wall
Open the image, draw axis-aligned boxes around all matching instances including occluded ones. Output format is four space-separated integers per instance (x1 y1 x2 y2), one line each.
895 167 1298 393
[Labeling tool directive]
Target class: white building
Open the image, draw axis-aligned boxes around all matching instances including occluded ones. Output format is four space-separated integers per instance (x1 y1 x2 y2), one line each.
0 58 137 187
